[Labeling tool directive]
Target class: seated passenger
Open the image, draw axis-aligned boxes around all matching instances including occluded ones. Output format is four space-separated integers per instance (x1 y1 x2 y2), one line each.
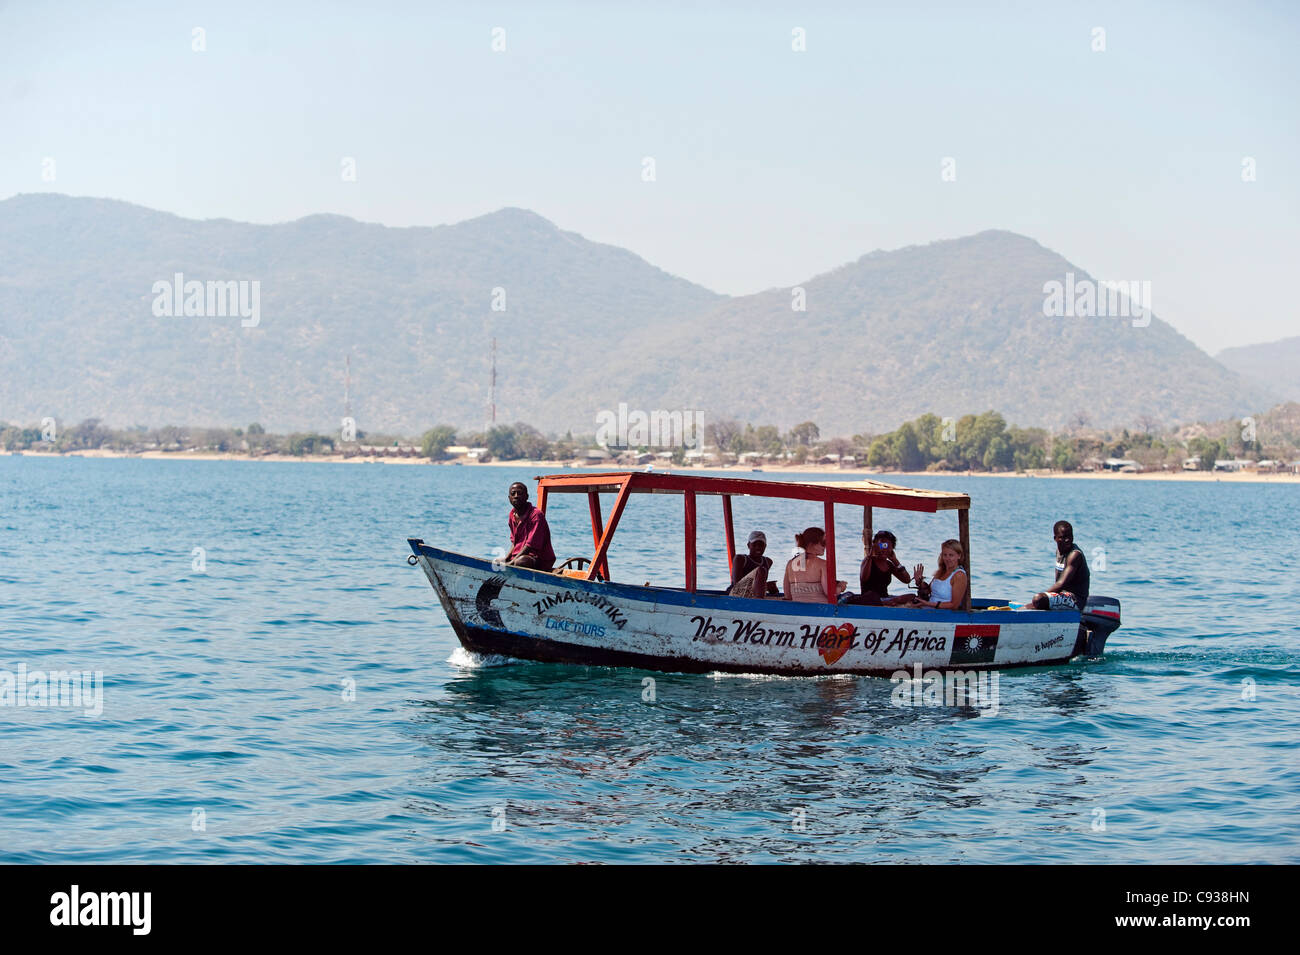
782 527 847 602
855 530 919 605
1030 520 1090 610
917 539 968 610
728 530 776 598
504 481 555 571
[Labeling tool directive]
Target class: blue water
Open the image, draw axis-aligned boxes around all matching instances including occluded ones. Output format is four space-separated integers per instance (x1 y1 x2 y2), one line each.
1 457 1296 863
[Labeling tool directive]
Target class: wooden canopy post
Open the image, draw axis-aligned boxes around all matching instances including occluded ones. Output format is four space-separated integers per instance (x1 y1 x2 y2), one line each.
538 485 549 514
824 500 837 604
722 494 735 576
587 481 631 582
958 507 972 612
587 490 607 579
684 490 697 592
863 505 873 559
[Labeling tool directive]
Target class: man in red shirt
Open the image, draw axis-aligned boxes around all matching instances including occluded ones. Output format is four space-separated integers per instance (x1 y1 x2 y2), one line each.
505 482 555 571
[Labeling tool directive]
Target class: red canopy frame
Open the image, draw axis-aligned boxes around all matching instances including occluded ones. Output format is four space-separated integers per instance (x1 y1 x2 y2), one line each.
536 471 972 610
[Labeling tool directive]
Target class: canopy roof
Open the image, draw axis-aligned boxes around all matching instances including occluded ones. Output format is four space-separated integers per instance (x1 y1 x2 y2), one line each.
535 471 970 513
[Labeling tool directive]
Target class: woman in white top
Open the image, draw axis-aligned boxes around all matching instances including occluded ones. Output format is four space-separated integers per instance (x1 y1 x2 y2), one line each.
783 526 848 602
918 539 968 610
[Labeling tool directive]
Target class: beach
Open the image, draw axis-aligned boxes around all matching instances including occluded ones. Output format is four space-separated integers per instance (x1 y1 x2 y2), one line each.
6 448 1298 484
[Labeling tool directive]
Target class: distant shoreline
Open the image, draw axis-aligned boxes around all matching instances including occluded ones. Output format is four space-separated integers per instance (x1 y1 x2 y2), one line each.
6 448 1298 484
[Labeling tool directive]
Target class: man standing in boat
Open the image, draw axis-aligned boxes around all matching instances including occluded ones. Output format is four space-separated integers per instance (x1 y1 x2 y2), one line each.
504 481 556 571
1030 520 1090 610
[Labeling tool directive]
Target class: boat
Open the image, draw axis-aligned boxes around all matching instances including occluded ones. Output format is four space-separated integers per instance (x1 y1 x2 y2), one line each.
407 471 1121 677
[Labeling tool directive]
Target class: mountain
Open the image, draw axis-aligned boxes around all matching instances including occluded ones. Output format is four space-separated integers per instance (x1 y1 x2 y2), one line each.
597 230 1278 434
1215 336 1300 404
0 194 1275 436
0 194 722 435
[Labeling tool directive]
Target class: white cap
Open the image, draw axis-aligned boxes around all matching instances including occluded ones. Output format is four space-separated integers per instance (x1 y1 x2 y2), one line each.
747 530 766 544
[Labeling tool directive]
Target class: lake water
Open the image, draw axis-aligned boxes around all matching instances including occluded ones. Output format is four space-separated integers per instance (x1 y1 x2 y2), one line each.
1 457 1296 863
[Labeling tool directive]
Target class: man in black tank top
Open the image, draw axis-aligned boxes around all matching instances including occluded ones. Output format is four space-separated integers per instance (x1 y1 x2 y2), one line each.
1031 520 1090 611
728 530 776 597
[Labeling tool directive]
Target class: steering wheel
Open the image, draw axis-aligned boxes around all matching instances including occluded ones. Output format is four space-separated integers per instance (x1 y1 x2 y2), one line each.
557 556 606 581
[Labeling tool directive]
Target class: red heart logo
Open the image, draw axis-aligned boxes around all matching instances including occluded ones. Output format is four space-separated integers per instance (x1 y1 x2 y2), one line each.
819 624 853 665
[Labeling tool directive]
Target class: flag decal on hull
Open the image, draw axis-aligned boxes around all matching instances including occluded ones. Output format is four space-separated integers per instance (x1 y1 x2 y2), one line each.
950 624 999 665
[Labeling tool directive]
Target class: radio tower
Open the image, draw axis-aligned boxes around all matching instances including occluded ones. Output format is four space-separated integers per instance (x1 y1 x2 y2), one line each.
488 337 497 425
344 353 352 422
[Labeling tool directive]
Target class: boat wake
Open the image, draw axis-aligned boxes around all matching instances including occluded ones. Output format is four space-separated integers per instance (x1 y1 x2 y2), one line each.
447 646 521 669
708 670 856 682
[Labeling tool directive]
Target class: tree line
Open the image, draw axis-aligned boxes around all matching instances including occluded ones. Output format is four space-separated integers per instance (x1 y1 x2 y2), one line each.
5 404 1297 471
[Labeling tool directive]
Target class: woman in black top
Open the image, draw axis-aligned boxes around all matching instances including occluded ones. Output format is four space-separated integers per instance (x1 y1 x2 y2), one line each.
858 530 921 605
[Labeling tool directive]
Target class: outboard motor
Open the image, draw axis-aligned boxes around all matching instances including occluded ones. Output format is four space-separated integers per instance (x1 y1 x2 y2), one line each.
1073 596 1121 656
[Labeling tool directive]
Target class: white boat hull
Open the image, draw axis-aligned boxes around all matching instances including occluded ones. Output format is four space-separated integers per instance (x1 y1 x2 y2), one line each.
409 541 1099 676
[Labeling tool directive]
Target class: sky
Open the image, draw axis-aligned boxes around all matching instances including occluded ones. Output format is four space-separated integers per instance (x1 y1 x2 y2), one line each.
2 0 1298 354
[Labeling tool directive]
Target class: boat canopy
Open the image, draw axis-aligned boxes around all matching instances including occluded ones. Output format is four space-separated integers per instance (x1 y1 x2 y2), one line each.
535 471 972 610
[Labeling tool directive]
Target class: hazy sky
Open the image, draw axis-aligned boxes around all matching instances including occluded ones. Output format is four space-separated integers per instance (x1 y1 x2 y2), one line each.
3 0 1297 353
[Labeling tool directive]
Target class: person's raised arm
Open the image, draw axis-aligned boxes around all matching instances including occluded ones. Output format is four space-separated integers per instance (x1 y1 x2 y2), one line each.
891 557 911 586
